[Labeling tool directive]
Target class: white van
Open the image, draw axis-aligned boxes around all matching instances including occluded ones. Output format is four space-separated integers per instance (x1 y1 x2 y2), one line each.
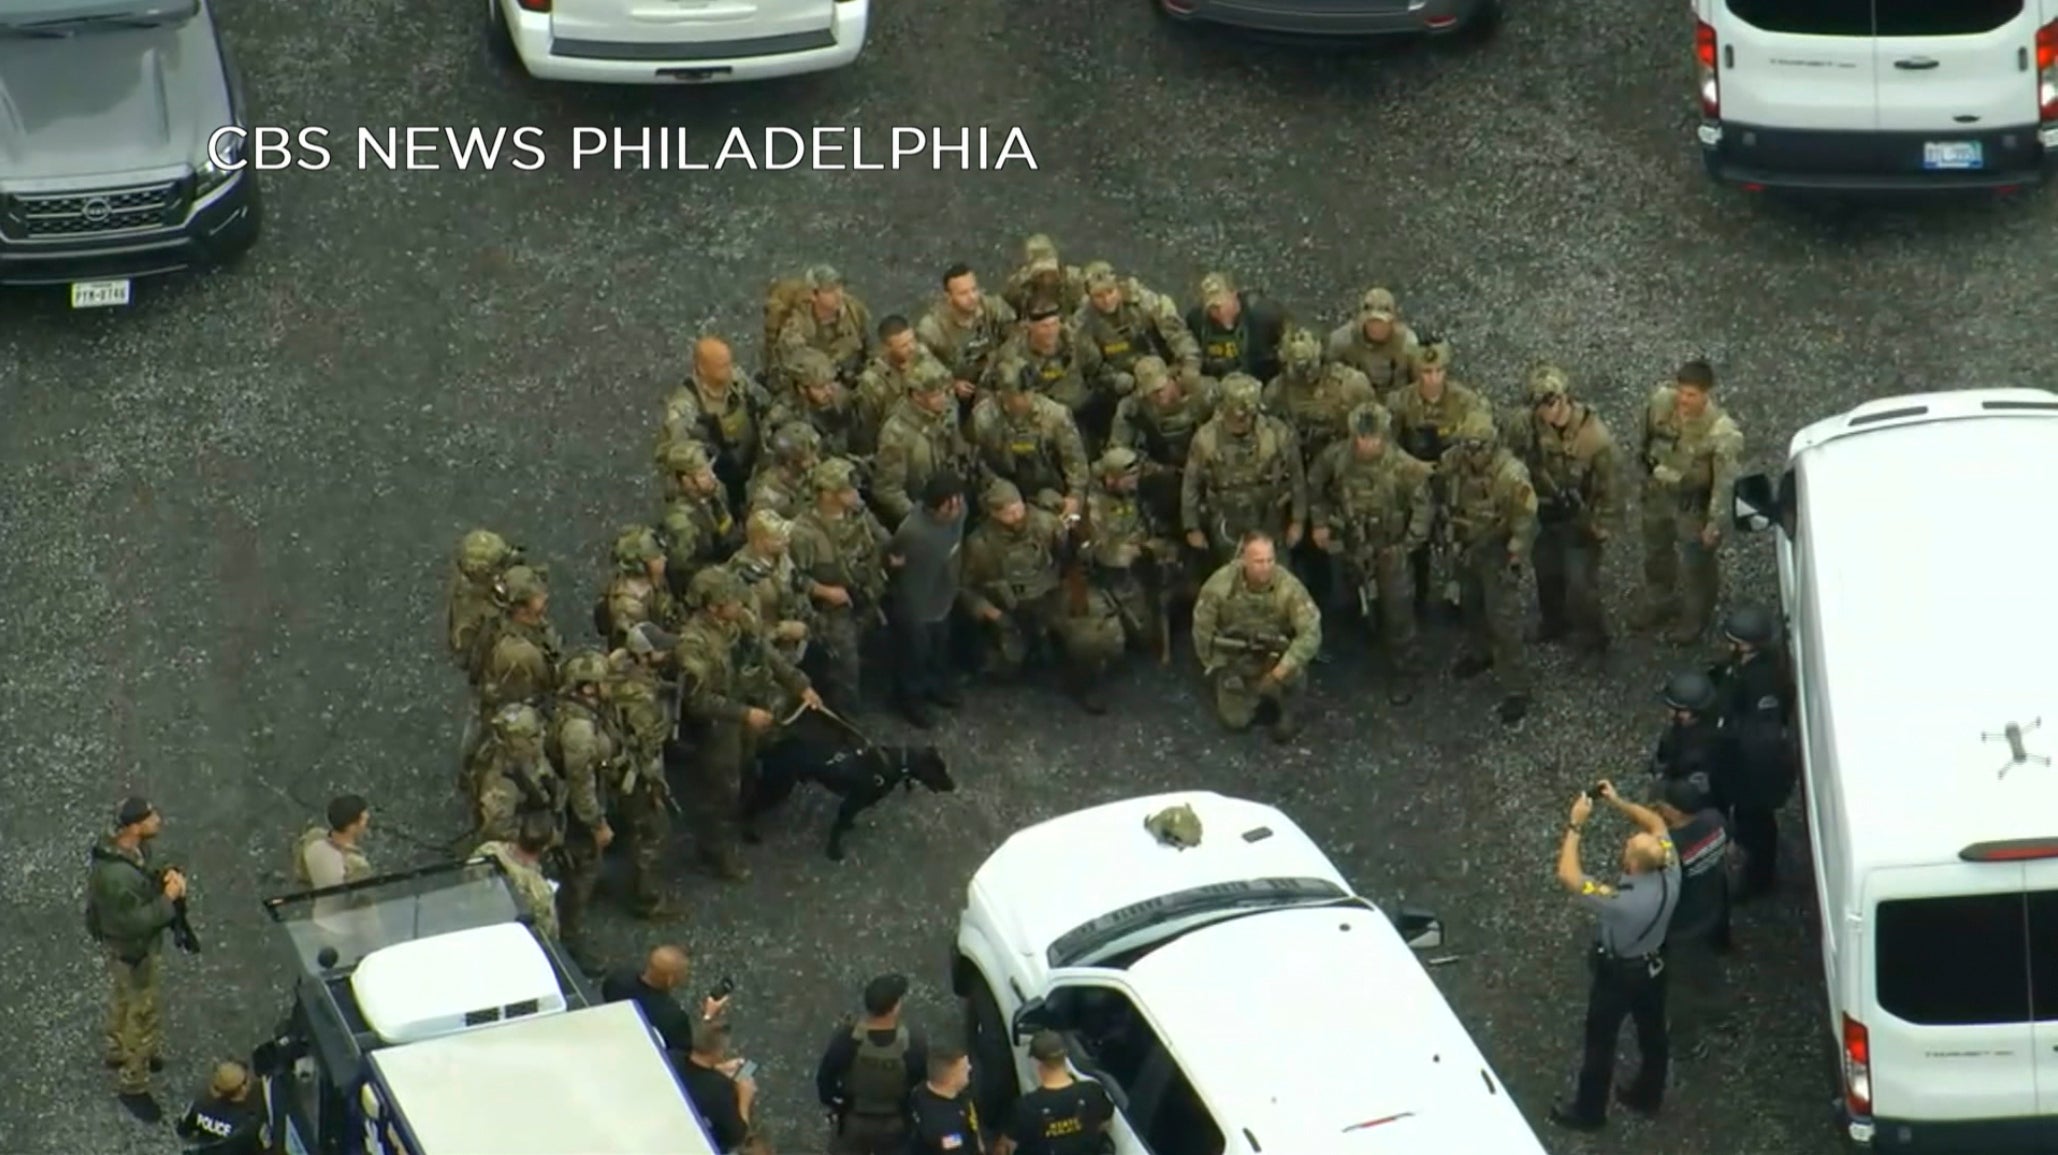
1693 0 2058 191
1730 388 2058 1151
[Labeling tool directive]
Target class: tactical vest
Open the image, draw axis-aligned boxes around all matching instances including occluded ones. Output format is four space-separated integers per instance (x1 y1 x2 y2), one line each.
928 300 1009 380
1344 333 1411 392
1088 490 1151 567
845 1024 912 1117
494 752 567 821
1082 301 1153 371
1022 337 1088 411
1204 422 1290 518
1526 408 1597 520
796 510 887 603
664 493 738 570
1132 396 1205 465
1447 455 1516 547
1644 394 1733 495
885 406 971 491
473 618 561 700
447 573 507 671
1196 313 1247 379
1333 454 1413 550
1394 388 1470 465
990 518 1062 604
1275 370 1364 461
1216 577 1293 651
986 406 1064 495
690 383 760 462
547 698 619 777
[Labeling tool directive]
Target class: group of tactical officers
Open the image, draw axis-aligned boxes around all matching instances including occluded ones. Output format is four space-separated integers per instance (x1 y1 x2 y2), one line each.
431 236 1751 961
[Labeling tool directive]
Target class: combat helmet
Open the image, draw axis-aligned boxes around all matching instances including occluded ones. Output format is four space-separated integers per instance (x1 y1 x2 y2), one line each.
614 525 664 571
497 564 548 606
1452 409 1497 452
687 565 747 610
490 703 546 743
786 347 836 388
1660 669 1719 713
810 457 860 494
1410 333 1453 372
1348 401 1390 439
769 421 822 466
1528 363 1571 403
906 357 952 395
1082 260 1119 293
1723 604 1779 648
1281 326 1322 372
559 649 612 690
456 529 518 579
1131 355 1171 393
663 439 714 476
1219 373 1262 415
1143 803 1203 849
1097 446 1141 475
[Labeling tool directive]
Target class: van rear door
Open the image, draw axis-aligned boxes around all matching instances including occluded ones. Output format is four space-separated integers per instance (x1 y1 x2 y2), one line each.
1871 0 2039 170
1717 0 1879 129
1865 865 2036 1124
2023 868 2058 1116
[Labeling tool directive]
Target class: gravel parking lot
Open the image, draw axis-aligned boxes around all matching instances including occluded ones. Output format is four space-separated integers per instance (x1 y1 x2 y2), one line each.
7 0 2057 1151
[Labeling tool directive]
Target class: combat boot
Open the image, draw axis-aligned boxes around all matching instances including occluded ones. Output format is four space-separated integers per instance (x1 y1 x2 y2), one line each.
697 846 751 883
1070 663 1110 715
1628 602 1674 634
628 894 677 921
1268 698 1302 744
1451 653 1493 680
1662 616 1708 646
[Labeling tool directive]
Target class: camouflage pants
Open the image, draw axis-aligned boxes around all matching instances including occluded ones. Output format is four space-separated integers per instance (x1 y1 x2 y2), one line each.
1534 520 1608 644
1099 568 1165 655
985 598 1124 673
812 607 867 713
1339 543 1418 666
1455 537 1528 693
1207 659 1303 730
617 781 673 913
687 723 757 864
103 951 161 1093
1639 483 1719 629
555 823 605 945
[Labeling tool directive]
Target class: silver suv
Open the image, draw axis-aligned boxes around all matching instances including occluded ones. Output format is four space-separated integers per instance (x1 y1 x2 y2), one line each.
0 0 261 308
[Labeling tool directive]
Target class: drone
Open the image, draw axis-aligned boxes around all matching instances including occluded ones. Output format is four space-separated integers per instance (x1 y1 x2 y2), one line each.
1982 718 2049 780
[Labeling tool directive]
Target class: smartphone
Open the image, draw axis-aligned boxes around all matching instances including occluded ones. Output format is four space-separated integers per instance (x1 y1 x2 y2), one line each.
734 1060 758 1081
709 976 736 1001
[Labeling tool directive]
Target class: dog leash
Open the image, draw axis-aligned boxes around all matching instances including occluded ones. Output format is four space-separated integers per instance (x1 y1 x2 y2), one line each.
779 700 878 749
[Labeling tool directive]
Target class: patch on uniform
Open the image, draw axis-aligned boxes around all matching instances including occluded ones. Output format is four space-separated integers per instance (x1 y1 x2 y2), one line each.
1009 439 1039 455
715 514 733 534
718 408 749 440
940 1135 964 1149
1581 880 1615 897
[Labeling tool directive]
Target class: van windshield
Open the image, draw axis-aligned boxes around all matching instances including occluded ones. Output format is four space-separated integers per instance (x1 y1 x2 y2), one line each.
1725 0 1870 36
1875 893 2031 1025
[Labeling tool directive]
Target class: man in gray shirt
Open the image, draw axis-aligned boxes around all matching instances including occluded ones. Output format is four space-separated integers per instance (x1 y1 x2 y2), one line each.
886 474 967 728
1551 780 1682 1133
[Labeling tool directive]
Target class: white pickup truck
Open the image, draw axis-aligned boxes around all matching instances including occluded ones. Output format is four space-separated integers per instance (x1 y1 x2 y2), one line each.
949 791 1549 1155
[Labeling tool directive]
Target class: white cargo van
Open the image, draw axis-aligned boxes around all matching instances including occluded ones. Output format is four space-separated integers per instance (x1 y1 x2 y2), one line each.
1693 0 2058 191
1730 388 2058 1151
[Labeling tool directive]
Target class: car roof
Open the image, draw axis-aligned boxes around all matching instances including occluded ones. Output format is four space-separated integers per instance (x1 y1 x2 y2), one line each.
1794 396 2058 873
968 791 1349 957
369 1000 717 1154
1122 906 1547 1154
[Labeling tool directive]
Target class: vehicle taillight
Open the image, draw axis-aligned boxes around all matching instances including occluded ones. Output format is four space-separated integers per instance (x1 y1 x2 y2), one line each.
516 0 550 11
1960 839 2058 861
1843 1014 1873 1117
2038 20 2058 121
1695 21 1720 119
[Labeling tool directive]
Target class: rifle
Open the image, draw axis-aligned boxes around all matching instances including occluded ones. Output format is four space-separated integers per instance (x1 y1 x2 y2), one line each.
157 867 201 954
1211 633 1288 662
1060 509 1093 617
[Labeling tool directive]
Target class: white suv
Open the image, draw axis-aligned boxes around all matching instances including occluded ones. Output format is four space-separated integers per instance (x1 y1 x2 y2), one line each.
487 0 867 85
1694 0 2058 191
949 792 1549 1155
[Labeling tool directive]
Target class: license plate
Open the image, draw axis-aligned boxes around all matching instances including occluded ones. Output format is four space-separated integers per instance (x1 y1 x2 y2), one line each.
1922 141 1983 171
69 279 131 309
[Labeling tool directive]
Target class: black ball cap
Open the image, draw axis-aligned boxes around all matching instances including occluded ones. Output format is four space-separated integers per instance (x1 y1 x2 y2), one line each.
1723 604 1778 647
115 796 154 828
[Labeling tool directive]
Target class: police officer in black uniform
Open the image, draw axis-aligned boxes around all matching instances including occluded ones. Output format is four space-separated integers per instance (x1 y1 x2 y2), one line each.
1648 669 1730 806
1712 604 1795 899
175 1060 267 1154
907 1046 984 1154
992 1031 1114 1155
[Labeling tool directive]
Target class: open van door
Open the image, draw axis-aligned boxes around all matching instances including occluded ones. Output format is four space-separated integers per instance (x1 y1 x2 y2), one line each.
1870 0 2040 174
1863 864 2036 1127
2022 863 2058 1118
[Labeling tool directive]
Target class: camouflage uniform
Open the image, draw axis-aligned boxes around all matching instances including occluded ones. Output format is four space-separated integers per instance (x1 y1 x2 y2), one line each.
917 288 1017 395
724 510 818 669
1110 357 1217 590
1636 382 1744 642
474 566 562 715
747 422 824 519
475 840 559 941
853 341 945 459
607 656 675 917
86 833 174 1094
987 320 1114 448
1191 558 1323 740
1001 234 1088 318
1308 404 1434 693
601 526 675 648
659 441 742 595
1504 365 1621 651
765 349 861 459
959 479 1124 690
471 704 567 846
660 369 776 509
547 652 621 961
1385 339 1487 614
1073 262 1202 389
1085 448 1177 661
1439 414 1540 722
674 568 813 880
1265 327 1378 468
774 265 874 388
789 459 891 711
872 362 980 525
1324 288 1419 394
1181 375 1308 565
969 376 1090 511
446 528 521 675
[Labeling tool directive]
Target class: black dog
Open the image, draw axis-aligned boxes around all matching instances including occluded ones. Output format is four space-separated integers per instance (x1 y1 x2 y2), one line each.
742 741 955 861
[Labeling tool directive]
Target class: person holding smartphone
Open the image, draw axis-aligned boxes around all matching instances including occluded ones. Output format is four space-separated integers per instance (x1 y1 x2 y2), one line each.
679 1021 756 1154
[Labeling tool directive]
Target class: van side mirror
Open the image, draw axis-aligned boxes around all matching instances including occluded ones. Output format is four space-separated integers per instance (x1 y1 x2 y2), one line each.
1011 997 1050 1041
1732 473 1778 533
1392 905 1445 951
